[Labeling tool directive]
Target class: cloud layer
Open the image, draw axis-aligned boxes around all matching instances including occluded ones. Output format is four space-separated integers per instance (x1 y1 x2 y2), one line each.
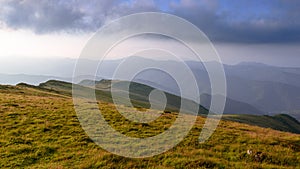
0 0 299 43
0 0 157 33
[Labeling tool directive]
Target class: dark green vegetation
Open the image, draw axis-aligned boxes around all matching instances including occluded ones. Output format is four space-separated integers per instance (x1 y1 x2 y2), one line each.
0 80 300 168
223 114 300 134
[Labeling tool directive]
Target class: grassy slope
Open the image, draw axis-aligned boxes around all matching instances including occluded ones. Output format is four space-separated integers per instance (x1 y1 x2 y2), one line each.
41 80 208 115
41 80 300 134
0 84 300 168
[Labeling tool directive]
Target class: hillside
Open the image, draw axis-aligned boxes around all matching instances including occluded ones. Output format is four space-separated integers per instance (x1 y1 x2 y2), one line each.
0 83 299 168
41 80 209 115
41 80 300 134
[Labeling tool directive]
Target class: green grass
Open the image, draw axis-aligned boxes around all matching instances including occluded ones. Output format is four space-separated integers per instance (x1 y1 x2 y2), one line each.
0 82 299 168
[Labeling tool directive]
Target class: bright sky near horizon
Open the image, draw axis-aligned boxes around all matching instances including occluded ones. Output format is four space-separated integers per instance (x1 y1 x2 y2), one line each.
0 29 92 59
0 0 300 67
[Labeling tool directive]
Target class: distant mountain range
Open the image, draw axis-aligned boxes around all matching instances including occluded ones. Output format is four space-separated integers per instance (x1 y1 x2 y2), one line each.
0 73 70 85
1 56 300 120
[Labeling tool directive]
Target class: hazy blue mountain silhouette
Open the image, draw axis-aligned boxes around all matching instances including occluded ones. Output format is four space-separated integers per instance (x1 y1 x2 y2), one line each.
1 56 300 119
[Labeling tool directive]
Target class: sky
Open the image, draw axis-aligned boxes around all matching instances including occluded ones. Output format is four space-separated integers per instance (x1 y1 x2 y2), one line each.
0 0 300 67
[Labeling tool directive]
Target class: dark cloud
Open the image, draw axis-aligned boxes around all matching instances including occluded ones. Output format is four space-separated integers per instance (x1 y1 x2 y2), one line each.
0 0 89 33
169 0 300 43
0 0 158 33
0 0 300 43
